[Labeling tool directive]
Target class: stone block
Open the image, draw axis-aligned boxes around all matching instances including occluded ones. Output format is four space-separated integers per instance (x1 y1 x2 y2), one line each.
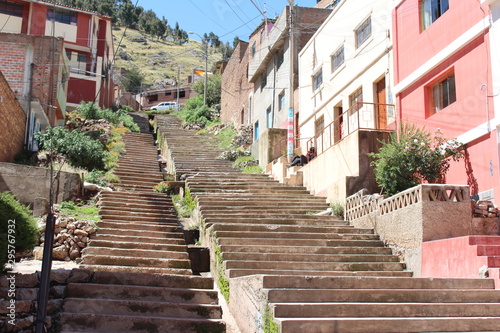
68 268 93 283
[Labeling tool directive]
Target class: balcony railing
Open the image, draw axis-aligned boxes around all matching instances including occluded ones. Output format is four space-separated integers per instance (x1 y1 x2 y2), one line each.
306 102 395 156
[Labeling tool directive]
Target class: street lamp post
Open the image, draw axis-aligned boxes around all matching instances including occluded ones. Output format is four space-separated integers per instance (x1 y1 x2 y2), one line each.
189 31 208 106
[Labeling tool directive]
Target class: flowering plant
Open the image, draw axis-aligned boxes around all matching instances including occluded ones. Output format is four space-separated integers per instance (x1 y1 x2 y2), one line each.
369 123 465 196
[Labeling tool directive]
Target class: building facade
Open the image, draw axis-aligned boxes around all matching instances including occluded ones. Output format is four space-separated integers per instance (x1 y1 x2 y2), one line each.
0 0 114 114
297 0 394 201
220 41 252 126
393 0 498 203
138 86 195 110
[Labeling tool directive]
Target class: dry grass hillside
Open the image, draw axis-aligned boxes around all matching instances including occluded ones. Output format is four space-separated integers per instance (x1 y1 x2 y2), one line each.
112 27 224 89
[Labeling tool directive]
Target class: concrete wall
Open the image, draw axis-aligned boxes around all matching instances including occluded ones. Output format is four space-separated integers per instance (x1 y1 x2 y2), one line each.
0 162 82 215
253 128 287 168
0 71 26 162
348 185 472 276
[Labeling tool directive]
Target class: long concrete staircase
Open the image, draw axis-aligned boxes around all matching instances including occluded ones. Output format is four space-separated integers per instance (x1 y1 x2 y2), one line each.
58 114 226 332
156 114 500 333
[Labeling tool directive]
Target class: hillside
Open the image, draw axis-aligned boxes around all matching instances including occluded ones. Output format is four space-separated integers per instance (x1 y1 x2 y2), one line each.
112 27 224 91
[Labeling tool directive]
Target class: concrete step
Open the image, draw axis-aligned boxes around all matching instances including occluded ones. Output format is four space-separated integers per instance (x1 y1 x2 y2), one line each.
217 237 384 247
273 302 500 318
99 213 178 224
211 223 372 234
261 275 495 290
214 230 379 241
88 240 187 252
477 245 500 256
82 246 188 259
222 252 399 263
275 317 500 333
469 236 500 245
228 269 412 278
266 288 500 303
91 234 186 245
63 298 222 318
224 260 405 272
219 245 393 255
99 201 175 211
78 264 192 275
89 270 214 289
80 254 191 269
97 228 184 239
59 313 225 332
66 283 218 303
99 209 176 220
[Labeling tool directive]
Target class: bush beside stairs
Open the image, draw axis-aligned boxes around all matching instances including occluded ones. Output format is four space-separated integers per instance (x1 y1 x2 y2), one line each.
155 114 500 333
58 114 225 332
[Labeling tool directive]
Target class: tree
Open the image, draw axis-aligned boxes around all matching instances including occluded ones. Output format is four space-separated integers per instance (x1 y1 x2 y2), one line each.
118 1 138 28
119 66 145 94
191 74 221 107
233 36 240 48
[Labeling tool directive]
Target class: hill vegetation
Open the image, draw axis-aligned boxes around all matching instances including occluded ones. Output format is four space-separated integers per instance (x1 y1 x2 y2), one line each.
48 0 238 92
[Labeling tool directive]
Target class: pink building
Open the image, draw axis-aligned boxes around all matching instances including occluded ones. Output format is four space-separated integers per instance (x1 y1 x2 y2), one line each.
393 0 498 204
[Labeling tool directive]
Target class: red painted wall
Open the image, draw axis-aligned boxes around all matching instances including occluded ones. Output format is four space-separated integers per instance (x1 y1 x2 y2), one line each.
67 78 96 104
393 0 498 202
29 3 46 35
75 13 91 47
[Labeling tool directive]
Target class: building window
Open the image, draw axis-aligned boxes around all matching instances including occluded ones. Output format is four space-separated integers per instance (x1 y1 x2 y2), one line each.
421 0 449 30
356 16 371 49
261 74 267 90
277 51 284 69
0 0 24 17
254 120 259 140
47 9 77 25
251 42 256 57
349 87 363 112
313 69 323 91
266 106 273 128
315 116 324 136
278 91 285 111
429 72 456 114
331 45 344 72
179 90 186 98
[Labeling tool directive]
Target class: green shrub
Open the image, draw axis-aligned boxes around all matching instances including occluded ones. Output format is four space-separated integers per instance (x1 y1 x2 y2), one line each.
0 192 38 270
330 202 344 218
153 181 172 194
77 102 139 132
35 126 107 171
214 126 235 149
120 105 135 113
85 170 108 186
369 123 465 196
60 201 76 211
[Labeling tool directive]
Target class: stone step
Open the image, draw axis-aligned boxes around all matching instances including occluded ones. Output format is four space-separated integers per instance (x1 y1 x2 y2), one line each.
97 220 179 230
78 264 192 275
91 234 186 245
469 236 500 245
202 215 345 224
261 275 495 290
82 247 189 260
99 192 170 202
89 270 214 289
224 260 405 272
59 313 225 332
478 245 500 256
114 168 163 177
112 173 163 182
219 245 393 255
266 288 500 303
223 252 398 263
199 202 329 210
99 201 175 211
211 223 372 234
273 302 500 318
63 298 222 319
99 208 176 219
87 239 186 252
228 269 412 278
275 317 500 333
66 283 218 303
214 230 379 240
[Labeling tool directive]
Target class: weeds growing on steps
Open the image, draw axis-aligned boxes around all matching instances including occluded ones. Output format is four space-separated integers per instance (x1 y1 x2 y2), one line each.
171 188 197 218
330 202 345 218
59 200 101 222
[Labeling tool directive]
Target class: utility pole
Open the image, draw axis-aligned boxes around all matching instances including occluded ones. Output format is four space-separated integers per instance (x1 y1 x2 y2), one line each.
287 1 295 162
174 63 185 111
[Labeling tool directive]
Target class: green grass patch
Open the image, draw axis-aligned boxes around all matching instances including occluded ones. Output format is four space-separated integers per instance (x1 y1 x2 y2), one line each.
59 200 100 222
214 125 235 150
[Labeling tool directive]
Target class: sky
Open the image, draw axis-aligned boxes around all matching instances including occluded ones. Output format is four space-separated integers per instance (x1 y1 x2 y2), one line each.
135 0 319 44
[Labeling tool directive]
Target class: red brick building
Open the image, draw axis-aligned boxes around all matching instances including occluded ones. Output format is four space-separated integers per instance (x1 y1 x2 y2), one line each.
220 41 252 126
0 70 26 162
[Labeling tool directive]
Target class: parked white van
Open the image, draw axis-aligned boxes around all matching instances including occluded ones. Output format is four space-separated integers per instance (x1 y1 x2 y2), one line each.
151 102 178 111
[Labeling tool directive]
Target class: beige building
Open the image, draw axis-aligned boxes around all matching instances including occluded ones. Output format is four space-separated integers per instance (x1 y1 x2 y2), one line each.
294 0 395 202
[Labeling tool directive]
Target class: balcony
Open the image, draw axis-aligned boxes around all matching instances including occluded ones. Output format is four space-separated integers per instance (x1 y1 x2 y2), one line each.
306 102 395 155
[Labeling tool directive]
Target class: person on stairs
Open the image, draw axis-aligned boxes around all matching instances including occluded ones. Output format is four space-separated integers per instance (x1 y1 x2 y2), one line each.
288 147 315 167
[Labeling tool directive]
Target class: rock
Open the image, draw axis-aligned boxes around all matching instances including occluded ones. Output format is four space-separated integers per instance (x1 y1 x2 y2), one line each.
84 182 100 192
83 226 96 235
67 223 75 230
130 34 147 43
77 242 85 248
50 270 71 284
52 245 69 261
74 229 88 237
33 246 44 260
69 247 80 260
58 219 68 228
16 273 39 288
80 236 89 243
49 285 66 299
68 268 93 283
14 315 34 330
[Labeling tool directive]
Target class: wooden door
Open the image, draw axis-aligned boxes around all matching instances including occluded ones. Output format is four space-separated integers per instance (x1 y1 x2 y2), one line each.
376 78 387 130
